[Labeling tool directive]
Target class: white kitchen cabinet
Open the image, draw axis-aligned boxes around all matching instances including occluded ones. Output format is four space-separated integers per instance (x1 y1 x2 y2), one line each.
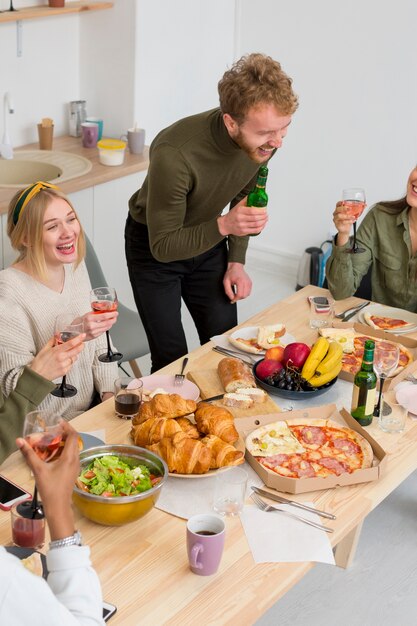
93 171 146 310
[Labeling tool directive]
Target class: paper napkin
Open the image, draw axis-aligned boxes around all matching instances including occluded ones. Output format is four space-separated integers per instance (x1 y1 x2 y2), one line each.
240 502 335 564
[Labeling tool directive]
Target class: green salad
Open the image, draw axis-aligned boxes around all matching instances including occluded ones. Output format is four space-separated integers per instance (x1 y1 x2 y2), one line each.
77 455 158 497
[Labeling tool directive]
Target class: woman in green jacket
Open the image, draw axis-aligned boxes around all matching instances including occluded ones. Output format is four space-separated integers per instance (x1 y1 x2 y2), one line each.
326 166 417 311
0 334 84 464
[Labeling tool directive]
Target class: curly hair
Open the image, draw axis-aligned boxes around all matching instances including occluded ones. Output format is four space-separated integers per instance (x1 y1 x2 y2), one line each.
218 53 298 123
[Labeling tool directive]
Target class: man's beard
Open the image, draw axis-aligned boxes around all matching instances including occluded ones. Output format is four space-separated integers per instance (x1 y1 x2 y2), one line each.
233 128 270 164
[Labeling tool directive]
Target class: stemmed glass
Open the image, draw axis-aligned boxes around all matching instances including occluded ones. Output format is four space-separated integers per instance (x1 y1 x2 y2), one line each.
90 287 123 363
342 188 366 253
373 342 400 417
50 313 84 398
17 410 65 521
6 1 17 11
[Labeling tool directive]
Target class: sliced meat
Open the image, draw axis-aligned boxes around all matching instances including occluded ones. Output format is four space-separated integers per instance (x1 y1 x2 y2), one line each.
318 456 350 476
299 426 327 446
332 438 361 455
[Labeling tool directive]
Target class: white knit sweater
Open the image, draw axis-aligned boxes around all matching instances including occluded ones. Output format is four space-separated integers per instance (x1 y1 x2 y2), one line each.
0 262 118 420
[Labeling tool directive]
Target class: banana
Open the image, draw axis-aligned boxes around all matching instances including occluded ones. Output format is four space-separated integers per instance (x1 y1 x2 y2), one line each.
301 337 330 381
308 361 343 387
315 340 343 375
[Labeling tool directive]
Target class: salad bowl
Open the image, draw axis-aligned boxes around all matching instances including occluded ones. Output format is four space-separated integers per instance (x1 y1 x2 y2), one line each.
73 444 168 526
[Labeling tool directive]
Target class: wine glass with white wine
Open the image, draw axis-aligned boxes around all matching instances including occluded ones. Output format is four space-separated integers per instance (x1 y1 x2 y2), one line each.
342 188 366 253
373 342 400 417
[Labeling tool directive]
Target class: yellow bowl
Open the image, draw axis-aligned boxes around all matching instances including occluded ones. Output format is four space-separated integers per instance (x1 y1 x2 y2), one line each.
73 445 167 526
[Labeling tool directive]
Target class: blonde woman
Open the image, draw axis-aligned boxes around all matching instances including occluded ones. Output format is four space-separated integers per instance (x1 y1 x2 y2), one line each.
0 181 119 420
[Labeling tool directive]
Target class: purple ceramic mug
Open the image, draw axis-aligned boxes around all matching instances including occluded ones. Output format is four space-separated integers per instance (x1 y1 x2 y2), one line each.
186 514 225 576
81 122 98 148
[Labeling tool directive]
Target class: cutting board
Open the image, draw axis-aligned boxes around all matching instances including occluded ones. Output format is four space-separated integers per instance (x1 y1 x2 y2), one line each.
187 368 281 418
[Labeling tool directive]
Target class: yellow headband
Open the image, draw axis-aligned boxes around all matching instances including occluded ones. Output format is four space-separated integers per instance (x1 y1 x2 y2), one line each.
13 181 59 225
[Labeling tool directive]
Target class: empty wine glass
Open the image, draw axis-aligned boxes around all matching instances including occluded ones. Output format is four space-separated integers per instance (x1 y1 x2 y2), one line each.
50 313 84 398
17 409 64 522
373 342 400 417
342 188 366 253
90 287 123 363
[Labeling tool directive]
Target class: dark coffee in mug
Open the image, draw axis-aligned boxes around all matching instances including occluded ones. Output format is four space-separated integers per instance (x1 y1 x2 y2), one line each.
196 530 216 536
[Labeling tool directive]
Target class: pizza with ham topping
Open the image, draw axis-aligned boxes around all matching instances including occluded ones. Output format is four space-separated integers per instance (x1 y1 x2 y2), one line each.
246 418 374 479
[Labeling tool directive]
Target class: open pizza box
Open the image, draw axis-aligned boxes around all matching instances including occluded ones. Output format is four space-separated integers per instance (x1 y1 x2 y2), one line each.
238 403 387 494
332 321 417 384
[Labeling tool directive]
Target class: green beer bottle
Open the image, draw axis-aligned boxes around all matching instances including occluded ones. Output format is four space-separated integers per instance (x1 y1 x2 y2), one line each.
247 165 268 208
351 340 377 426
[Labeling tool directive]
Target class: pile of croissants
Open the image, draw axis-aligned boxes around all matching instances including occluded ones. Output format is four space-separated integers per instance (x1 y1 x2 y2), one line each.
130 393 244 474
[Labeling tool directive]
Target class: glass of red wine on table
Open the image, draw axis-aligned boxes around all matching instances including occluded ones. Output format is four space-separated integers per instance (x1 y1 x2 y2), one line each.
14 410 65 540
90 287 123 363
342 188 366 253
50 313 84 398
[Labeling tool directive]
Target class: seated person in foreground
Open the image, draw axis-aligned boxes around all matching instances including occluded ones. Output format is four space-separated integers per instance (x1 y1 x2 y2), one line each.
0 334 84 464
0 182 119 419
326 166 417 310
0 422 104 625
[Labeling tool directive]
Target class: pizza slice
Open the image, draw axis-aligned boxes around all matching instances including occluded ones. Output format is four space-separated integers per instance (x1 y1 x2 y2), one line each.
319 327 355 353
363 313 415 331
245 420 305 457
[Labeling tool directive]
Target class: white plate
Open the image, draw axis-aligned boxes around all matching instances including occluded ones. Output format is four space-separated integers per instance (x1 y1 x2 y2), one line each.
139 374 200 401
359 304 417 334
228 326 295 355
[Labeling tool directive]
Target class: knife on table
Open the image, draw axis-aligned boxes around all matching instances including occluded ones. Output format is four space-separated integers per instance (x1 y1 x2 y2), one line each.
342 301 370 322
251 486 336 520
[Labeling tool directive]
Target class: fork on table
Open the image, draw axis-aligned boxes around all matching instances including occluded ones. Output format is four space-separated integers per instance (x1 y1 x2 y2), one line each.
174 357 188 386
250 493 333 533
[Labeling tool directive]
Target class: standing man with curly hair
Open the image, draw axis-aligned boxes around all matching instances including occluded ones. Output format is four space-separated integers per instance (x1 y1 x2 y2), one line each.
125 53 298 372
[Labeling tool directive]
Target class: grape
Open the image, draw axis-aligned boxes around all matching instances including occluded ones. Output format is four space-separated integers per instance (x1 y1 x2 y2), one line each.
286 383 294 391
285 373 292 384
278 380 286 389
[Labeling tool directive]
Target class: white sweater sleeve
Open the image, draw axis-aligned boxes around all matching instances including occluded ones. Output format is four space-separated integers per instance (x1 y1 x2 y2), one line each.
0 546 104 626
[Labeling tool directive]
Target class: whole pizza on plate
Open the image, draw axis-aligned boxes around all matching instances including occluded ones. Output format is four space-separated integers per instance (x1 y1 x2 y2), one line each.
246 418 374 479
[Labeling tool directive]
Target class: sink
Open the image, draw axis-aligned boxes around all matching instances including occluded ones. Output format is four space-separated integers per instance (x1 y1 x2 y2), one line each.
0 150 92 188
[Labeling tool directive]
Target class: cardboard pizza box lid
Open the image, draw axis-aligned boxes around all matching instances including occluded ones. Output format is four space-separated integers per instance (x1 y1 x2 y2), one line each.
331 321 417 383
238 403 387 494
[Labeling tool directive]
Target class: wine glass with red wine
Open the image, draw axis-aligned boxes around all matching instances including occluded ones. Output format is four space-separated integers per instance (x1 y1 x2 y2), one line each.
17 410 65 521
342 188 366 253
50 313 84 398
90 287 123 363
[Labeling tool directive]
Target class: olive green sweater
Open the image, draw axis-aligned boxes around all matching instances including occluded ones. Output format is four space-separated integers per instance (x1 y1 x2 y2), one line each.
0 367 54 464
128 108 263 265
326 203 417 311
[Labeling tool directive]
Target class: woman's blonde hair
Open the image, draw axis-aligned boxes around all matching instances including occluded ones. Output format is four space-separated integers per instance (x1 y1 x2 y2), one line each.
7 186 85 281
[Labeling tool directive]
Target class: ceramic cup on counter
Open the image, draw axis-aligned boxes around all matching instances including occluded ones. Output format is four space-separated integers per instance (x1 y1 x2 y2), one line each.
81 122 99 149
85 117 104 141
121 128 145 155
186 514 225 576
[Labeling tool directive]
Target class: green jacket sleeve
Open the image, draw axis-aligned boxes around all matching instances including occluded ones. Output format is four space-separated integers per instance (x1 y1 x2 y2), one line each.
326 211 375 300
0 367 55 464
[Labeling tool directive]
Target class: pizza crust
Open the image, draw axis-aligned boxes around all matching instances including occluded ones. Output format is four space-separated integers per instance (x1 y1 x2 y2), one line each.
228 336 264 354
363 312 414 331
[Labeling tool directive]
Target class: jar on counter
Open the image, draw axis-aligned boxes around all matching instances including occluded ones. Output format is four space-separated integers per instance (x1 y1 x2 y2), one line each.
97 139 126 166
69 100 87 138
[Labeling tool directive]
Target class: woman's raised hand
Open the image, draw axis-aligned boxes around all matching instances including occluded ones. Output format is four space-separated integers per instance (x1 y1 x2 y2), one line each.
29 334 85 381
77 310 118 341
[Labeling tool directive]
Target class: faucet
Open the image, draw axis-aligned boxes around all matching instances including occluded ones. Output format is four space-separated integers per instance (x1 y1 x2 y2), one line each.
1 92 14 159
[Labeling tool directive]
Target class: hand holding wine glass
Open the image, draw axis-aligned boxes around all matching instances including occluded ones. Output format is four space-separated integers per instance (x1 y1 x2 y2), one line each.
51 313 84 398
373 342 400 417
90 287 123 363
341 188 366 253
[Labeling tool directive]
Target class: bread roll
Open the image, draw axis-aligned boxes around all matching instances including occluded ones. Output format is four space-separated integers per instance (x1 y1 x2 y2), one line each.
217 358 256 393
222 393 254 409
235 387 267 403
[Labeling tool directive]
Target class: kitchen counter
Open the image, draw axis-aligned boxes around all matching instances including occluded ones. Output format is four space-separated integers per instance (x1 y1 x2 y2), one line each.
0 135 149 215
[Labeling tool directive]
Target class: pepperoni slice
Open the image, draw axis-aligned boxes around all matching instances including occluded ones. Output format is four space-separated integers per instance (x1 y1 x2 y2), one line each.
332 438 360 455
299 426 327 446
318 457 350 475
287 457 316 478
257 454 289 468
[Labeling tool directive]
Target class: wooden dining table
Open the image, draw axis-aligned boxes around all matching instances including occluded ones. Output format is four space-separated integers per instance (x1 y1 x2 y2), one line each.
1 284 417 625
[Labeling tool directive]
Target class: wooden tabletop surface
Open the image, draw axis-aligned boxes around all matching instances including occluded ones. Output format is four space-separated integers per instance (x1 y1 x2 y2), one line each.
1 285 416 625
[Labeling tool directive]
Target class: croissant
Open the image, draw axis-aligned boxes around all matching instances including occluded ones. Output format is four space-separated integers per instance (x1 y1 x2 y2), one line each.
130 418 182 447
175 417 200 439
132 393 197 425
148 432 211 474
194 402 239 444
200 435 244 469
